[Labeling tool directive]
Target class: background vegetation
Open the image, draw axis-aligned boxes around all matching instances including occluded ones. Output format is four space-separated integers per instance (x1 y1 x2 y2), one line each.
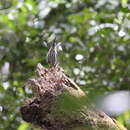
0 0 130 129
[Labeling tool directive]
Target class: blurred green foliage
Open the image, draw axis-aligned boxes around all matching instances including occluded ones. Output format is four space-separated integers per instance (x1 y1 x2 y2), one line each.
0 0 130 129
116 110 130 129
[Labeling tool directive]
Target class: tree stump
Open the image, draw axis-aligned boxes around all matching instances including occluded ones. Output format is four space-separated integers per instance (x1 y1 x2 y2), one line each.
20 63 126 130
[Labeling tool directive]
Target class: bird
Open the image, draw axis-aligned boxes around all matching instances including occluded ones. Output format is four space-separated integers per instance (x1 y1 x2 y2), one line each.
46 37 59 68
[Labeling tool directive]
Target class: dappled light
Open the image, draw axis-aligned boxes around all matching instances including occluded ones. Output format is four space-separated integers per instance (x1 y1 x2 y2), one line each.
0 0 130 129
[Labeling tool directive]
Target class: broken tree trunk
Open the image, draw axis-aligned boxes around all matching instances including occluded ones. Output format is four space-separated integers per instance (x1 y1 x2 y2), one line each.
20 63 126 130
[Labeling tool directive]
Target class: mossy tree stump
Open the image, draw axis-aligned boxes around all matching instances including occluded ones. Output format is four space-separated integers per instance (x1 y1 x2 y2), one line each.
20 63 126 130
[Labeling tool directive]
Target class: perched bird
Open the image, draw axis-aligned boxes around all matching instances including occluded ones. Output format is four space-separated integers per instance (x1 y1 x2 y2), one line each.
46 38 59 67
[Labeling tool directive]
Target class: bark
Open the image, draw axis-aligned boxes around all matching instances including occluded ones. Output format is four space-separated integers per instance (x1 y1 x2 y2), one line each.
20 63 126 130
